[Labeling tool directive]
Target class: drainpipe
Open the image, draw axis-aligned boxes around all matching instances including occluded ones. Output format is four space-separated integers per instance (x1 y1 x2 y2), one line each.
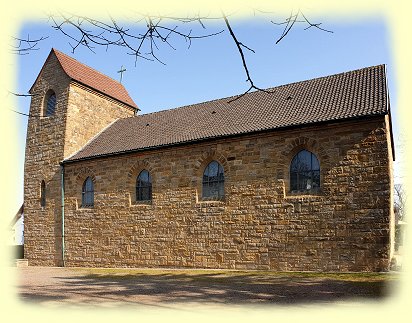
60 164 65 267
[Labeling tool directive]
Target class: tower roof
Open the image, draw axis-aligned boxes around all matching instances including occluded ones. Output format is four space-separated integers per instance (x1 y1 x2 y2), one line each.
31 48 138 110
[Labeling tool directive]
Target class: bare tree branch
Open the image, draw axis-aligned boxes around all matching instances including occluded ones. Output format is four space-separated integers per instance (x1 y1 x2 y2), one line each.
274 9 300 44
8 108 43 118
8 91 37 97
394 183 407 221
11 35 49 55
272 9 333 44
12 10 332 101
300 13 333 33
48 12 224 67
221 12 272 103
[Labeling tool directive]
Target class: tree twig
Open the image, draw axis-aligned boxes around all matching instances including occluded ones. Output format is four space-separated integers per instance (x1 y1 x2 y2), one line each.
8 108 42 118
222 12 271 103
11 35 49 55
272 9 333 44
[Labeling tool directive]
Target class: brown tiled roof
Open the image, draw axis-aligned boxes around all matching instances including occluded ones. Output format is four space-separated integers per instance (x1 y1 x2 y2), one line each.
46 49 138 109
65 64 388 162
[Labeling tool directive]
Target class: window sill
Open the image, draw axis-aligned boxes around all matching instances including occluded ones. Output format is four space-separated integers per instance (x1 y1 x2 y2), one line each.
196 199 226 206
285 191 323 201
288 188 321 195
130 200 153 207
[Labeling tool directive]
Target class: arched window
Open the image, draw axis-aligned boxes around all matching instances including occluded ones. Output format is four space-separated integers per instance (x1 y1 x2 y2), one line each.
82 177 94 207
290 149 320 193
202 160 225 200
40 180 46 207
136 170 152 202
45 90 57 116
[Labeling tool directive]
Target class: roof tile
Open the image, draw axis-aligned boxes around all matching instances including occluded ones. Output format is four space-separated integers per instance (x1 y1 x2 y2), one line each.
52 49 138 109
66 64 388 162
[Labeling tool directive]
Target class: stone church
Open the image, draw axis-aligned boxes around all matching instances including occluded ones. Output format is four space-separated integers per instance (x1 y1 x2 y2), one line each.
24 48 395 272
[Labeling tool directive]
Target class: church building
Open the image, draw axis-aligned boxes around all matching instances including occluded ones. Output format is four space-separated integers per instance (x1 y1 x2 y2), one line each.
24 48 395 271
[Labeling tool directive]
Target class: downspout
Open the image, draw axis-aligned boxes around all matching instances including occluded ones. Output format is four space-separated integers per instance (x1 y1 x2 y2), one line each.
60 164 65 267
383 64 395 264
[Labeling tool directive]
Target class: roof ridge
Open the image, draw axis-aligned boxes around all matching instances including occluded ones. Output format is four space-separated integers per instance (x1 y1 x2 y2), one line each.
50 48 138 109
267 64 386 91
138 64 386 118
52 48 124 87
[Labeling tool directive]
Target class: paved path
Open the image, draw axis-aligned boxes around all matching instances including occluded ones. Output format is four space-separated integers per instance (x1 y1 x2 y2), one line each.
16 266 396 309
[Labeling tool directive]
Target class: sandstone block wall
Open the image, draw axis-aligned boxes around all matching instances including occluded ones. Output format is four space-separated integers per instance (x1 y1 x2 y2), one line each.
24 54 70 266
64 83 135 158
57 116 393 272
24 52 135 266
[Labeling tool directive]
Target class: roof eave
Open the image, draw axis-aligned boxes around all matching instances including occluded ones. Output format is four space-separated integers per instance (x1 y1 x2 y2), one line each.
383 64 396 162
29 49 56 94
61 113 388 165
70 79 140 111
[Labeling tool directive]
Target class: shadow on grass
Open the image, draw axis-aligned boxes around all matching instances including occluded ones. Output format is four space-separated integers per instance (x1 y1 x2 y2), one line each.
18 270 397 307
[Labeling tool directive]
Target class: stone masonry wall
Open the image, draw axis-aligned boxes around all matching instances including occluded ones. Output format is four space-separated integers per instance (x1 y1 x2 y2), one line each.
64 83 135 158
59 116 393 272
24 54 71 266
24 52 135 266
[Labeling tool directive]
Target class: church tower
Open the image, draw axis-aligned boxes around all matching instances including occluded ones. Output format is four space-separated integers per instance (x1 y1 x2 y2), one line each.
24 49 137 266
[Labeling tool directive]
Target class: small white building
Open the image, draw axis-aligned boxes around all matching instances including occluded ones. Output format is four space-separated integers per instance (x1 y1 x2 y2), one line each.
9 204 24 246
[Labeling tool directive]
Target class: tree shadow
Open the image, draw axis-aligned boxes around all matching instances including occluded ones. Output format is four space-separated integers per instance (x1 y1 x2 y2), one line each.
18 271 397 307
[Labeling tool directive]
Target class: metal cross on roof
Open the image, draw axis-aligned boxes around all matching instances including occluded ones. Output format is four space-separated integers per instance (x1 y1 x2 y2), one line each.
117 65 126 83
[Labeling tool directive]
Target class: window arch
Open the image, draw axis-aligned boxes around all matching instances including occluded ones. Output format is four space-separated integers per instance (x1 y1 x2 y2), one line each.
136 170 152 202
202 160 225 200
44 90 57 116
40 180 46 207
82 177 94 207
290 149 320 193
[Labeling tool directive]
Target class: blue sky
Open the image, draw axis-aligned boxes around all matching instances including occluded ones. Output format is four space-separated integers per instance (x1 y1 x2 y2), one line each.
13 13 401 207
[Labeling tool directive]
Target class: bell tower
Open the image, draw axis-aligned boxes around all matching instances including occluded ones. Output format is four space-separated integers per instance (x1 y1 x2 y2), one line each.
23 49 137 265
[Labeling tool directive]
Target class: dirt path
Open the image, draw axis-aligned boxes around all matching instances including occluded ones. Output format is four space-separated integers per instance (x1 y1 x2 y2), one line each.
16 266 397 308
